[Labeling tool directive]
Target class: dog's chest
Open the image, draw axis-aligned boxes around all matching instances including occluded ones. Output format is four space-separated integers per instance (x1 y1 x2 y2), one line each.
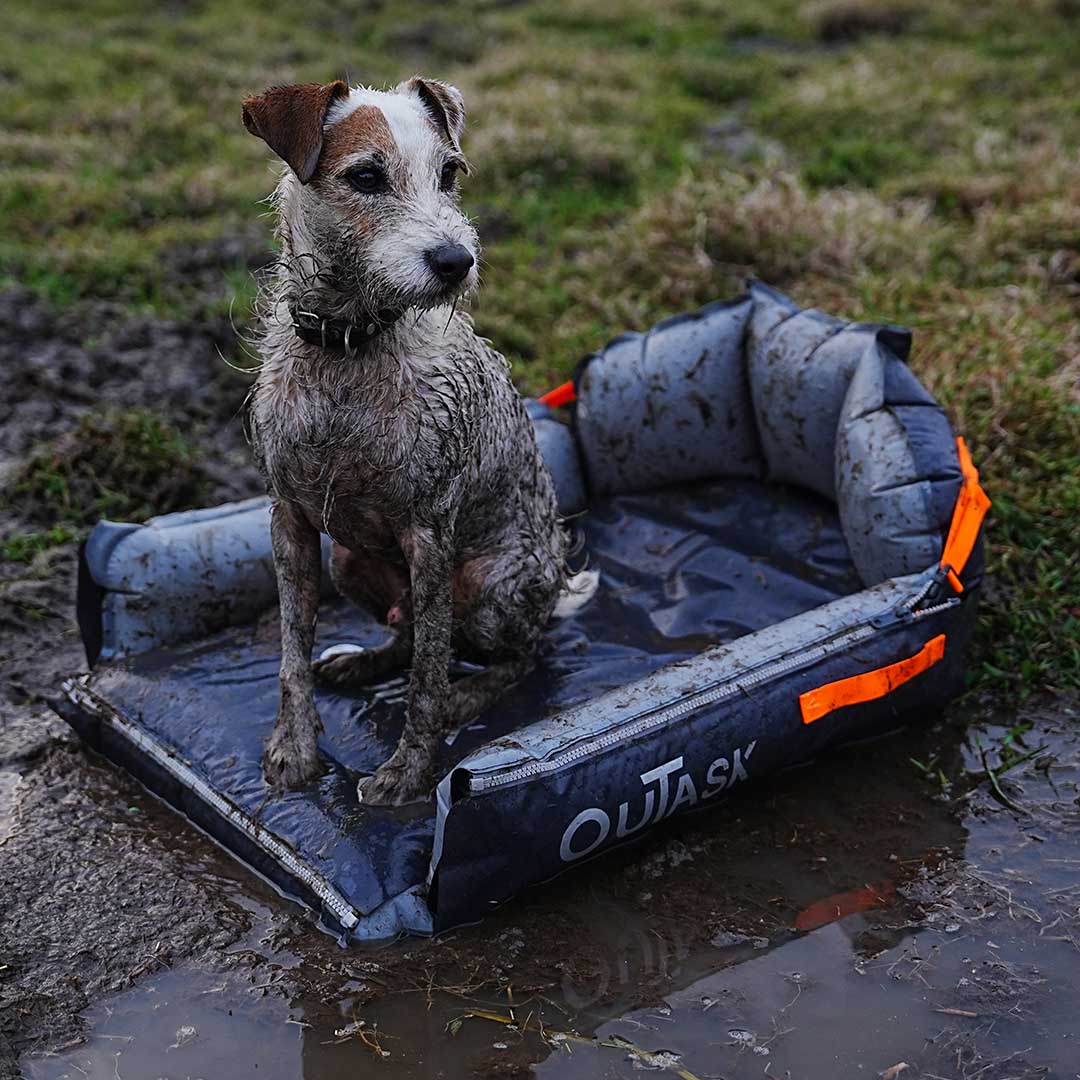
255 377 482 539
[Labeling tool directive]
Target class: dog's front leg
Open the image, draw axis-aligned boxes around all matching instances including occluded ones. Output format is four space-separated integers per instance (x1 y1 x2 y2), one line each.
358 521 454 806
263 501 324 788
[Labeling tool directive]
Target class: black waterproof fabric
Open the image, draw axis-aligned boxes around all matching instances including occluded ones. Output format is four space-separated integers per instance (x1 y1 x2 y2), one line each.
71 477 863 919
431 596 973 930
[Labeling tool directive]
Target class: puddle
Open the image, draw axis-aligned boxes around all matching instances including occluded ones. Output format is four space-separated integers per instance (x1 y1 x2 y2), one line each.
22 699 1080 1079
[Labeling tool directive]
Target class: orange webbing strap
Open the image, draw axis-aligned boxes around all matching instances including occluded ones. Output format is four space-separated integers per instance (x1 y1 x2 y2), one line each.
799 634 947 725
538 380 576 408
940 437 991 594
794 879 896 932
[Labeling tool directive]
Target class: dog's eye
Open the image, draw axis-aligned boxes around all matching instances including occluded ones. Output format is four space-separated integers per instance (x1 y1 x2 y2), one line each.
344 166 387 194
439 161 459 192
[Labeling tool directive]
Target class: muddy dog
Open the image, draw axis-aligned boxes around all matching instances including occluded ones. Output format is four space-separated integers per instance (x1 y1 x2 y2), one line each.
241 77 568 805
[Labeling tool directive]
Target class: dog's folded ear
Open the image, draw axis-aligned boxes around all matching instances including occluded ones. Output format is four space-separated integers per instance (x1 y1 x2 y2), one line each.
242 80 350 184
398 76 466 152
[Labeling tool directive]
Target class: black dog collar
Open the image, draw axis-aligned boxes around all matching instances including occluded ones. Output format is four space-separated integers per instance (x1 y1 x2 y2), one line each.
289 305 401 353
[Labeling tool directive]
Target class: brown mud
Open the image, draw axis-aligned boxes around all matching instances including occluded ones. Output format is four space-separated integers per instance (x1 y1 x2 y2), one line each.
0 281 264 710
0 279 265 1073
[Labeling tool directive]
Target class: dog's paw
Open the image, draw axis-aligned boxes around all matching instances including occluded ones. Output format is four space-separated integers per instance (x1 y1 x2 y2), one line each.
312 647 372 688
263 723 323 789
313 640 407 688
356 754 432 807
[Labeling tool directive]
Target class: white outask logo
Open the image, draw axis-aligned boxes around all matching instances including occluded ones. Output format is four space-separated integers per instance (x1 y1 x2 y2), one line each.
558 741 757 862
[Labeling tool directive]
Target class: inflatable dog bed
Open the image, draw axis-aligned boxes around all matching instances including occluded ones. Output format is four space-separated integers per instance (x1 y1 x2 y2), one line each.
56 282 989 938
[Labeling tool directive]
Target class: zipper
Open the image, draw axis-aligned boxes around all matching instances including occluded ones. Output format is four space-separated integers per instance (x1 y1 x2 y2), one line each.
899 565 958 617
468 581 959 796
62 677 364 931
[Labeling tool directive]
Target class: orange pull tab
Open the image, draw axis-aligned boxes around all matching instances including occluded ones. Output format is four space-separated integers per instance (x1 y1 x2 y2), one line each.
940 437 991 594
799 634 947 725
538 380 576 408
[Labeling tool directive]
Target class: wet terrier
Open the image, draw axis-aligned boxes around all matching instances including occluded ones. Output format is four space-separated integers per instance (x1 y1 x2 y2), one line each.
241 77 568 805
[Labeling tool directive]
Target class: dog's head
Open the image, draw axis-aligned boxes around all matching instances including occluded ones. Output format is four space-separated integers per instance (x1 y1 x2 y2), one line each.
242 77 478 317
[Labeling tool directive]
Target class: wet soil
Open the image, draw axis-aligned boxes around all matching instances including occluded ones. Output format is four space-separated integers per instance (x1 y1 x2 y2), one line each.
0 286 259 469
0 282 263 725
0 280 265 1073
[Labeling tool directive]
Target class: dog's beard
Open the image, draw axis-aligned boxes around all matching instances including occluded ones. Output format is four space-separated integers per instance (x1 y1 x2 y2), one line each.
289 229 474 326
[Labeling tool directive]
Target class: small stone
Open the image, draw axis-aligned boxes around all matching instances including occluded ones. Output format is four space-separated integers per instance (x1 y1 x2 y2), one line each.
169 1024 197 1049
711 930 751 948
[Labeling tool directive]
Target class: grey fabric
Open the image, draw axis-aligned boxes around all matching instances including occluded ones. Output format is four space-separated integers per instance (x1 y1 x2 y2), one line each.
740 280 954 584
88 498 283 662
749 310 870 500
744 282 918 504
571 280 961 589
574 297 760 495
442 568 931 783
746 279 799 349
836 338 950 585
526 401 587 517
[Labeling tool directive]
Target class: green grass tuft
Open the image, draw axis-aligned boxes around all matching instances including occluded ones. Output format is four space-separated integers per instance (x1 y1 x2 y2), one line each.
6 409 209 531
0 526 78 565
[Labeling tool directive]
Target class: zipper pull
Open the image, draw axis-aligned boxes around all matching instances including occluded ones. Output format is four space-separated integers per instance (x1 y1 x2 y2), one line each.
894 566 953 623
917 565 954 611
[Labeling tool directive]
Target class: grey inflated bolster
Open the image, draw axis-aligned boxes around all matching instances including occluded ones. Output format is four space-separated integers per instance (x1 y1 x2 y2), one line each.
574 297 760 495
836 338 962 586
525 400 587 517
85 497 282 663
745 280 915 503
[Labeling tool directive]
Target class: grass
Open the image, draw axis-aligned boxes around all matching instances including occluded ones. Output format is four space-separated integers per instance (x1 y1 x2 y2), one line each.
0 0 1077 691
8 410 208 529
0 526 78 565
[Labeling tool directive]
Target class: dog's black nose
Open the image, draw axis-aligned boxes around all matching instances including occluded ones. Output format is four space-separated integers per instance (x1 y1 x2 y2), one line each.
426 243 474 285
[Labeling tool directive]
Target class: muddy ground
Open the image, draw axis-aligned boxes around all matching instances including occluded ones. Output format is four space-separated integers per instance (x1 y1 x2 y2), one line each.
0 278 265 675
0 279 267 1069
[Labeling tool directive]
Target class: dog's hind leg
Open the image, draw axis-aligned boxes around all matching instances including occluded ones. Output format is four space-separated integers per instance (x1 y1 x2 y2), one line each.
313 542 412 688
446 657 534 728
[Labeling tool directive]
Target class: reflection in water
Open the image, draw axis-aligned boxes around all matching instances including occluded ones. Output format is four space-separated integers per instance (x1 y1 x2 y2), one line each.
24 704 1080 1080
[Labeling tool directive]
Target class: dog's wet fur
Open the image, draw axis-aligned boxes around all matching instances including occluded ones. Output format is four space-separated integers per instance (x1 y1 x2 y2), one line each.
242 77 567 805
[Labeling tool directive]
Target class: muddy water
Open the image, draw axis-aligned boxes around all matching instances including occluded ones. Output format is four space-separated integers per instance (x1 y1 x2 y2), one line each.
21 700 1080 1080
